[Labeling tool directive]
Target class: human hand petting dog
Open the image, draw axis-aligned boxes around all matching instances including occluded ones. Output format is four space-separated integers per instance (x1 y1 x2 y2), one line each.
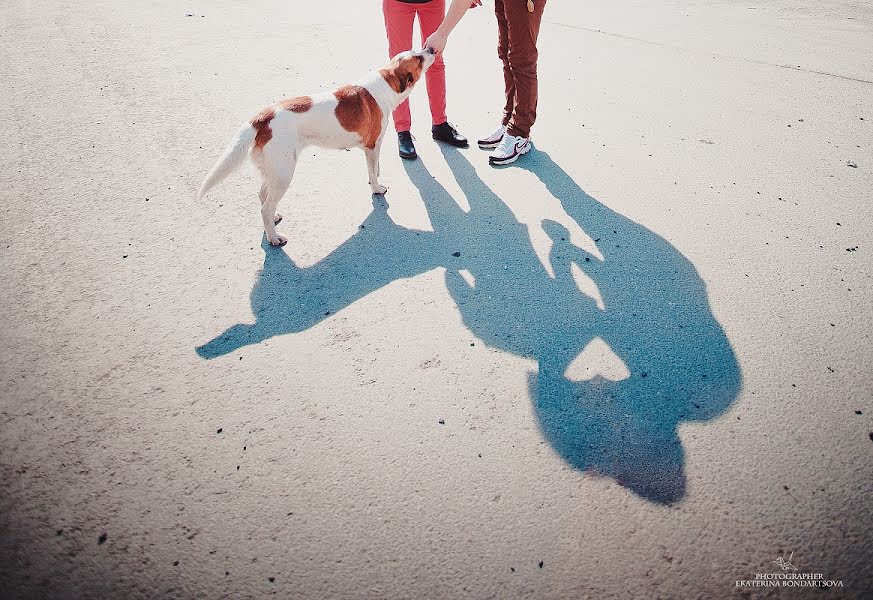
424 31 448 56
424 0 481 55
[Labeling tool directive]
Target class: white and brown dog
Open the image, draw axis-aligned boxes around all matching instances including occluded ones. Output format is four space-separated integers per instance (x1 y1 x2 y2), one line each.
198 49 436 246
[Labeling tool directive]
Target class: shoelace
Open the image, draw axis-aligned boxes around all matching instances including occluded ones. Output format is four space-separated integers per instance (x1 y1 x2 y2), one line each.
437 122 459 137
482 125 505 142
495 135 517 155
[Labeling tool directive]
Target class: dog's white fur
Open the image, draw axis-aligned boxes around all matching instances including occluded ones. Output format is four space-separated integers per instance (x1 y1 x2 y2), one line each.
198 50 435 246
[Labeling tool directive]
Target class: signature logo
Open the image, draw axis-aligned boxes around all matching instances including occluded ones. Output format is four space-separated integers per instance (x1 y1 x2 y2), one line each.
773 552 799 572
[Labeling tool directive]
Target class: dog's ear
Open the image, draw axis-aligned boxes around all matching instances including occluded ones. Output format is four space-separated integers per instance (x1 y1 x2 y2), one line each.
379 65 405 94
397 68 408 94
396 64 415 94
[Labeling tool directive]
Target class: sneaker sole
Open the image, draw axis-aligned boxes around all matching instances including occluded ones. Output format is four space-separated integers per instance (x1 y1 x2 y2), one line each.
489 142 531 165
478 140 502 149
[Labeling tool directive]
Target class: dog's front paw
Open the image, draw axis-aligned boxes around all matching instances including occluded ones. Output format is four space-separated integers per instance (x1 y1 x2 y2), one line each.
371 183 388 195
268 234 288 247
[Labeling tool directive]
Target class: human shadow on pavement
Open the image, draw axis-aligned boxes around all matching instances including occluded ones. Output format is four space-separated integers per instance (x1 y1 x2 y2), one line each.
196 147 741 504
417 147 741 504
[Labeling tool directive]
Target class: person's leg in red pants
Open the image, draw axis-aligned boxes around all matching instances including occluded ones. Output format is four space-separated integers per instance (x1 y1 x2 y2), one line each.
383 0 416 133
415 0 448 128
383 0 467 159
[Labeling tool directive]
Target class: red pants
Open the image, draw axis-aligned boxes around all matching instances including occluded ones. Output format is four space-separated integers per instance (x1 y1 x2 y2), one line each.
382 0 447 132
496 0 546 138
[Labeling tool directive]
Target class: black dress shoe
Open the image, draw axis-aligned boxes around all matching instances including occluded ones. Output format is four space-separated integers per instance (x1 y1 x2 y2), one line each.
398 131 417 160
432 121 469 148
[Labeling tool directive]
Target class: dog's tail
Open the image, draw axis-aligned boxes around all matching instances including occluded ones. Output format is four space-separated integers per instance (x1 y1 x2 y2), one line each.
197 125 256 200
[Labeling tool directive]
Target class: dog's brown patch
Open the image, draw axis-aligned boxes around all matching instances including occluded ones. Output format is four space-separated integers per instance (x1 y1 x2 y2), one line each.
379 55 425 94
250 96 312 150
279 96 313 113
334 85 383 149
251 107 275 149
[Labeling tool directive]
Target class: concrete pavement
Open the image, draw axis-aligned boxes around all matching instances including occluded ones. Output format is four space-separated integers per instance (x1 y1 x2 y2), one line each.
1 0 870 597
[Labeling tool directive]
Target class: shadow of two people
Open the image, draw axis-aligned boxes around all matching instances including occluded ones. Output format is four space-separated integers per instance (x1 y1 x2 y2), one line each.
196 147 741 505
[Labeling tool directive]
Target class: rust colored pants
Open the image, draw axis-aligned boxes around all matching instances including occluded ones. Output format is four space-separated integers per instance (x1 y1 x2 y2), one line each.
495 0 547 138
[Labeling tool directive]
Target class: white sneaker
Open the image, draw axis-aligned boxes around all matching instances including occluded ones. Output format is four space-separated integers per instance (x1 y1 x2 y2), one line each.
489 133 531 165
477 124 506 149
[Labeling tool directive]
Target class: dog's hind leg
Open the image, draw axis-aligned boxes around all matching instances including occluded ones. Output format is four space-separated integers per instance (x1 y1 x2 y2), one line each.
365 146 387 195
260 153 295 247
262 177 291 246
258 183 282 225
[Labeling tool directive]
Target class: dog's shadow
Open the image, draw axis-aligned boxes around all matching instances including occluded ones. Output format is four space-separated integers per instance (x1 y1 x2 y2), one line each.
196 147 741 504
195 195 443 358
